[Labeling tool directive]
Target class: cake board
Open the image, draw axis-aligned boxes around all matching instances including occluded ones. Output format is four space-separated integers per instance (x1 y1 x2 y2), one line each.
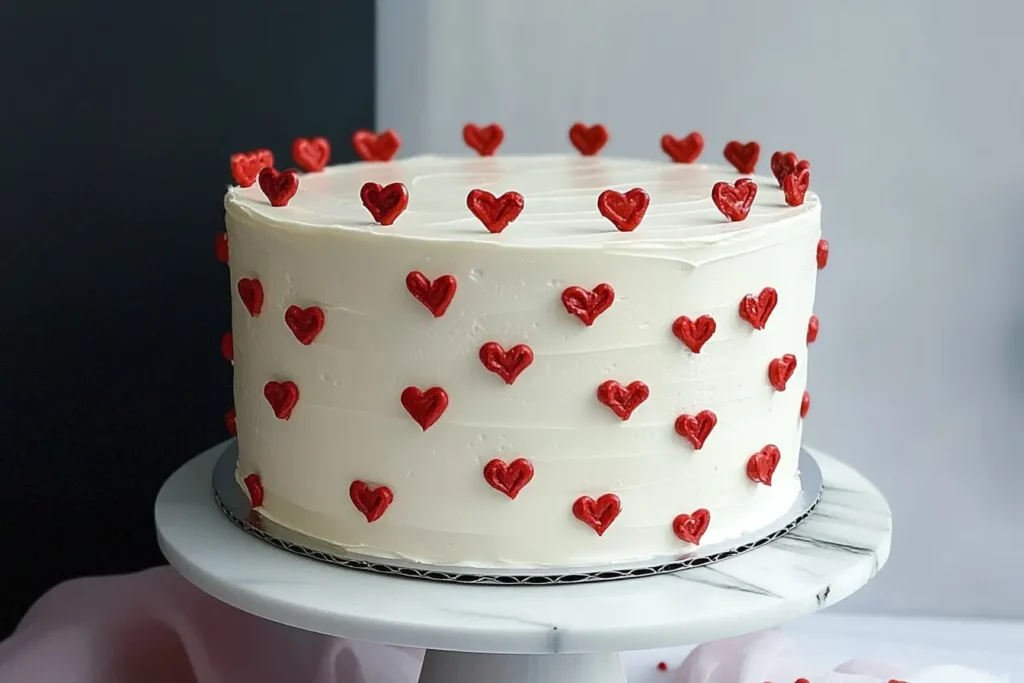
155 442 891 683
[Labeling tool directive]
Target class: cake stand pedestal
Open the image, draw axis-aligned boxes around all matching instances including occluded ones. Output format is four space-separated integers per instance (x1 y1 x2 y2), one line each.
155 443 891 683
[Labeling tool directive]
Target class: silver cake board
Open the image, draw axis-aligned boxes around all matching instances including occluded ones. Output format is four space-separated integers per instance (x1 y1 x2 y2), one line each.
212 441 821 586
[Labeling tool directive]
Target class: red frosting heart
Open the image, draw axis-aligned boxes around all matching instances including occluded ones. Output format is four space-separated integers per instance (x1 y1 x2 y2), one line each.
817 239 829 269
807 315 819 344
712 179 757 222
573 493 621 536
747 445 781 485
221 332 233 362
225 408 237 436
352 129 401 162
768 354 797 391
723 140 760 174
672 314 716 354
264 380 299 420
770 151 810 186
597 380 650 421
661 132 704 163
561 284 615 326
230 149 274 187
406 271 456 317
738 287 778 330
360 182 409 225
291 137 331 172
672 508 711 544
258 168 299 207
479 342 534 385
483 458 534 499
674 410 717 450
467 189 525 233
401 386 448 431
463 123 504 156
569 122 608 156
598 188 649 232
285 305 325 345
243 473 264 507
215 233 229 263
349 481 393 522
801 391 810 418
783 168 811 207
237 278 264 317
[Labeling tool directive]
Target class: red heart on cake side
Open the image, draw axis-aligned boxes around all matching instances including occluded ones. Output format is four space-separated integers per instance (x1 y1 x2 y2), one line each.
674 410 717 450
401 386 448 431
573 493 621 536
225 408 237 436
215 233 229 263
598 188 649 232
361 182 409 226
672 508 711 544
712 178 757 222
569 122 608 156
221 332 233 362
801 391 811 419
747 445 781 485
349 481 393 522
352 129 401 161
561 284 615 326
243 473 264 507
406 271 456 317
807 315 819 344
463 123 504 156
768 354 797 391
597 380 650 421
483 458 534 499
770 151 810 187
723 140 760 174
258 168 299 207
285 305 325 345
817 239 829 269
291 137 331 172
661 132 704 163
672 314 716 354
738 286 778 330
237 278 264 317
479 342 534 385
783 168 811 207
467 189 525 233
264 380 299 420
230 149 274 187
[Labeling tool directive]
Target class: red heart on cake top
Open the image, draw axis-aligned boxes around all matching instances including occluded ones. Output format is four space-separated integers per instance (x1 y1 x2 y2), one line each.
237 278 264 317
467 189 525 233
674 410 717 451
406 271 456 317
561 284 615 326
672 314 716 354
569 122 608 156
770 151 810 187
661 132 704 163
352 129 401 162
573 493 621 536
463 123 504 156
361 182 409 225
817 239 829 269
225 408 237 436
783 168 810 207
598 188 650 232
479 342 534 385
807 315 819 344
672 508 711 544
290 137 331 173
243 473 264 507
264 380 299 420
258 167 299 207
747 445 781 485
401 386 448 431
483 458 534 499
712 179 757 222
768 354 797 391
221 332 233 362
801 391 810 419
349 481 393 522
230 149 274 187
738 287 777 330
215 233 229 263
723 140 760 174
285 305 325 345
597 380 650 421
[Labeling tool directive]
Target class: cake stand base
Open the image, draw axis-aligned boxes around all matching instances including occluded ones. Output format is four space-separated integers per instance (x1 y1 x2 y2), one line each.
419 652 625 683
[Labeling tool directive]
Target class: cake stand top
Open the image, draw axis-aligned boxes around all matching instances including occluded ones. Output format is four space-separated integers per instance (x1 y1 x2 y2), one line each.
155 442 891 654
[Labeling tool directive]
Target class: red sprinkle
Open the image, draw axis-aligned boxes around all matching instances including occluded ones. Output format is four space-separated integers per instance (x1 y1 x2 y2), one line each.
264 381 299 420
350 481 394 522
285 305 325 345
598 188 650 231
672 509 711 544
807 315 819 344
597 380 650 421
467 189 524 233
573 494 621 535
801 391 811 418
401 386 449 431
747 445 781 485
360 182 409 225
561 284 615 326
657 662 669 672
406 272 457 318
817 239 829 269
783 168 810 206
768 354 797 392
479 342 534 385
711 179 757 222
258 167 299 207
483 458 534 499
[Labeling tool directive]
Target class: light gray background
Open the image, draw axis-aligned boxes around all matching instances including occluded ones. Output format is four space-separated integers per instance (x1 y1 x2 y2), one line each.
377 0 1024 618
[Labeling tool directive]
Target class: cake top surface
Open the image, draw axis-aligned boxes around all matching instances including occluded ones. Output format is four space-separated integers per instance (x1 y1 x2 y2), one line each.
224 154 819 252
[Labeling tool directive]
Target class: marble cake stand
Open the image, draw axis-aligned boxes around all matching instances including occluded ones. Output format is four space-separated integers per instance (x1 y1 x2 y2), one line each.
155 442 891 683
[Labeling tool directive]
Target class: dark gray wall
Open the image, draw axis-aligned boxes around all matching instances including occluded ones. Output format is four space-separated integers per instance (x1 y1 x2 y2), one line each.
0 0 375 633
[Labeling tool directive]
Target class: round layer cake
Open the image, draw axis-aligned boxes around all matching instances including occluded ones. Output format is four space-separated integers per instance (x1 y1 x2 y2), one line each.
222 152 821 568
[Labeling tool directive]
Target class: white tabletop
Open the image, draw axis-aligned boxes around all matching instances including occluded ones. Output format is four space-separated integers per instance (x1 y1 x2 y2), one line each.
155 442 891 654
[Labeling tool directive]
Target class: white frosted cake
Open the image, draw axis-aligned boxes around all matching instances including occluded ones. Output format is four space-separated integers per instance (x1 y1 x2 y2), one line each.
220 127 823 569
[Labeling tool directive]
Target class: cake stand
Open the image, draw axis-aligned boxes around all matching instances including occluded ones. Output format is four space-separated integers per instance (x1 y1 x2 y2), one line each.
155 442 891 683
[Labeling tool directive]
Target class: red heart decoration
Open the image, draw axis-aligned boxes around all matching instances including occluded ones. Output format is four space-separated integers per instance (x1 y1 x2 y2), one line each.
807 315 819 344
230 149 274 187
467 189 525 233
561 284 615 326
801 391 811 419
215 233 229 263
258 167 299 207
768 354 797 391
221 332 233 362
747 445 781 485
569 122 608 156
674 410 717 450
483 458 534 499
406 271 456 317
723 140 760 174
672 314 716 354
237 278 264 317
264 380 299 420
349 481 393 522
661 132 704 163
243 473 264 507
285 305 325 345
572 493 621 536
597 380 649 421
783 168 810 207
463 123 504 156
225 408 237 436
401 386 448 431
361 182 409 226
817 239 829 269
738 287 778 330
597 188 649 232
712 179 757 222
479 342 534 385
672 508 711 544
291 137 331 172
770 151 810 186
352 129 401 162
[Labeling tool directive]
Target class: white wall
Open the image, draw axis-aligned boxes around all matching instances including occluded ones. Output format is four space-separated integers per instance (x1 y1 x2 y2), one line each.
377 0 1024 618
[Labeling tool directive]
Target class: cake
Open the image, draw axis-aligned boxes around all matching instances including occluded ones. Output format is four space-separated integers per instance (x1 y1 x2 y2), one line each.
220 125 823 569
